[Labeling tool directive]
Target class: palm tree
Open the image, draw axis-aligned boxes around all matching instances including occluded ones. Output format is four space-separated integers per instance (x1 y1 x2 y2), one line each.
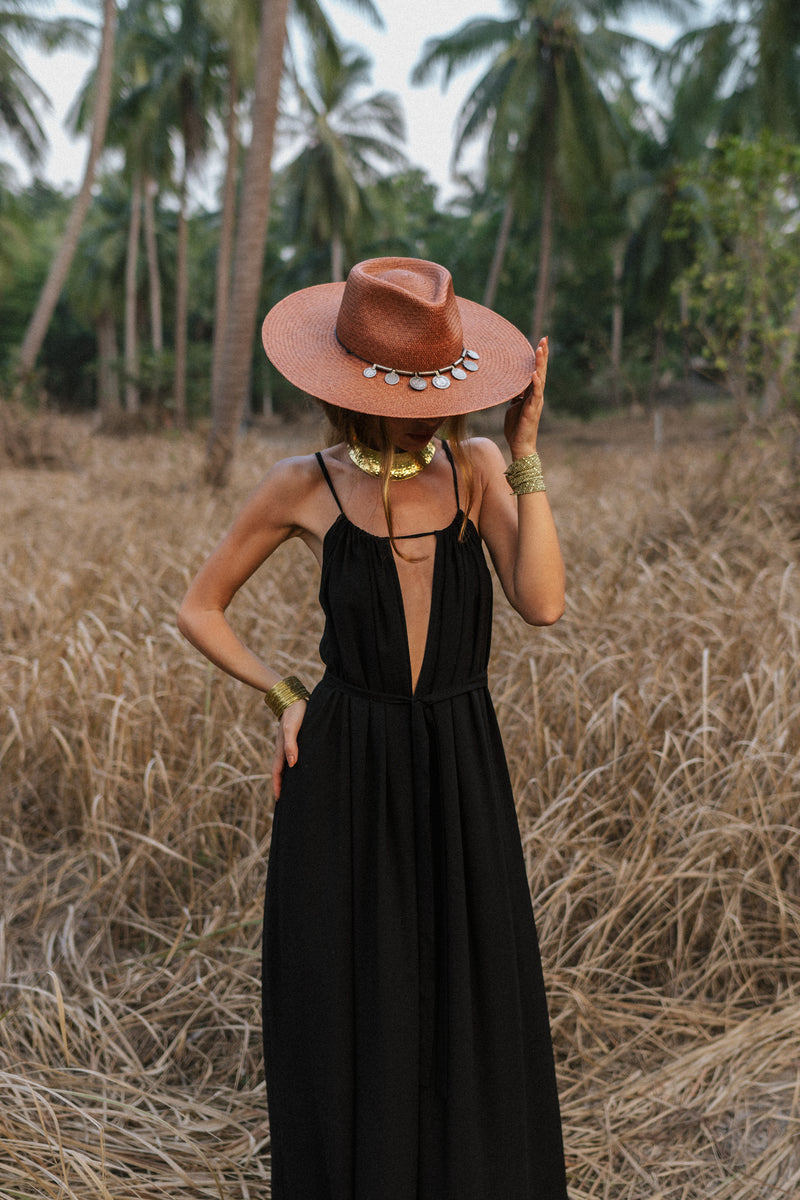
68 173 131 416
0 0 90 167
202 0 383 413
667 0 800 139
201 0 260 407
168 0 226 424
108 2 176 370
90 0 226 421
15 0 117 380
204 0 290 486
412 0 697 341
204 0 384 487
281 39 406 281
134 0 225 424
70 0 167 413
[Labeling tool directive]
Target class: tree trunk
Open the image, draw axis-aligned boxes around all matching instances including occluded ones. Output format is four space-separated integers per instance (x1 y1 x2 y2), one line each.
143 174 163 411
648 316 665 408
212 59 240 408
174 168 189 428
331 230 344 283
610 239 624 406
679 281 692 405
143 174 163 354
97 309 120 413
124 174 142 414
16 0 118 378
483 194 514 309
205 0 291 488
530 158 555 344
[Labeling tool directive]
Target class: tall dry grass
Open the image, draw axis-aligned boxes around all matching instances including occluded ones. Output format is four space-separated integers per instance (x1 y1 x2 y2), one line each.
2 405 799 1198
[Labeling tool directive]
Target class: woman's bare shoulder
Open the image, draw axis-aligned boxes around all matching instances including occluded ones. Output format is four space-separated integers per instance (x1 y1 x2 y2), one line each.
262 449 323 482
463 435 507 480
232 450 333 538
253 449 329 495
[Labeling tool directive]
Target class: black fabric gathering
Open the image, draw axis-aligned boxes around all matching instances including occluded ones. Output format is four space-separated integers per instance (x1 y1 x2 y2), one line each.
262 443 568 1200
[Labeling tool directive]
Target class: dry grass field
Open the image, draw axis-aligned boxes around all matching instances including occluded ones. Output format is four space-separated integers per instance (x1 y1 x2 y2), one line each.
2 401 800 1199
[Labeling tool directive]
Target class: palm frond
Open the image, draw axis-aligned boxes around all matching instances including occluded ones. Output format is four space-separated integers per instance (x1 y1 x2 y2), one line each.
411 17 519 88
329 0 384 30
452 54 520 152
0 9 92 55
0 41 48 162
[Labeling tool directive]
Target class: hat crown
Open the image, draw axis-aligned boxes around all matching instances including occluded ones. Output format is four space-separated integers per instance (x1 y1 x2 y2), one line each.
335 258 464 374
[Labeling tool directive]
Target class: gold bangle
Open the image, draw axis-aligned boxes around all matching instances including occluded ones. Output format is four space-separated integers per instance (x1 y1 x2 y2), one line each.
505 451 545 494
264 675 310 719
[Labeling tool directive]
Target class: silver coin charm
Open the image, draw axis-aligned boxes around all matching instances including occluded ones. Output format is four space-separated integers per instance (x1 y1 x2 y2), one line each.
363 365 378 378
463 359 478 372
451 367 467 380
409 375 427 391
385 370 400 385
465 349 480 361
432 373 451 390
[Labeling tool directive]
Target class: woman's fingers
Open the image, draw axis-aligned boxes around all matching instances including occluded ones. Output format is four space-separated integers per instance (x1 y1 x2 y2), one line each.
271 740 286 798
271 699 307 798
504 338 548 458
535 336 548 389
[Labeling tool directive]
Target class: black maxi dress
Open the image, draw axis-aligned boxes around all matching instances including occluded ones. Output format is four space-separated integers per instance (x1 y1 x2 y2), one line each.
262 445 567 1200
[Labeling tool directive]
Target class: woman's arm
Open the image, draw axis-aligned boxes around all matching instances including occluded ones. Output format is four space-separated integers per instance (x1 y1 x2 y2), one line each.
476 337 566 626
177 455 320 795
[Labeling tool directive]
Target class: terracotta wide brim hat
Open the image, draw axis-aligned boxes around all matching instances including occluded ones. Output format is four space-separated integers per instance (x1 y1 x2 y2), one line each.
261 256 535 418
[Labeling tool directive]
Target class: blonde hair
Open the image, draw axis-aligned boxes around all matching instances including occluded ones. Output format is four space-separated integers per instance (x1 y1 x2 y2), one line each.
319 404 475 555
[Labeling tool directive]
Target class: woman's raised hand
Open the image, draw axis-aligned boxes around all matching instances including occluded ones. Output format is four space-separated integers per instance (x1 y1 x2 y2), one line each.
503 337 548 461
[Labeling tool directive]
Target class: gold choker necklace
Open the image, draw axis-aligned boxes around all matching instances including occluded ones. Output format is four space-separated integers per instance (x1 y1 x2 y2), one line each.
348 436 436 480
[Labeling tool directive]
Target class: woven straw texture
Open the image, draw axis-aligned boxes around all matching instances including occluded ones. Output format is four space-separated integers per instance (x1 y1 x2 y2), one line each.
261 258 535 417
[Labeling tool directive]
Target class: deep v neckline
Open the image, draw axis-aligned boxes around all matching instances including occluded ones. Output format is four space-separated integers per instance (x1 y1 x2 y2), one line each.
315 445 464 696
390 527 442 697
322 511 458 695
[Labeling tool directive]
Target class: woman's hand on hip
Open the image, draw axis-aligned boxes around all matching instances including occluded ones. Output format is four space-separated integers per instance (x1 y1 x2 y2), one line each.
271 699 307 798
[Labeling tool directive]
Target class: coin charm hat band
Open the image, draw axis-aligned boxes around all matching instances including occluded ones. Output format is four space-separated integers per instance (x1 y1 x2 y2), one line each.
337 331 481 392
261 256 535 418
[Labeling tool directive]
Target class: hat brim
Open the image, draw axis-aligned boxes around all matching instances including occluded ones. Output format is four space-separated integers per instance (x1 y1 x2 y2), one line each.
261 282 534 418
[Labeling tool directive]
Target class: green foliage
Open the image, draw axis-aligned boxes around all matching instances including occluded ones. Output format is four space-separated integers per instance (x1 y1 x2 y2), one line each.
548 197 623 413
67 171 132 325
666 0 800 141
670 132 800 411
38 295 96 409
6 0 783 422
0 181 94 394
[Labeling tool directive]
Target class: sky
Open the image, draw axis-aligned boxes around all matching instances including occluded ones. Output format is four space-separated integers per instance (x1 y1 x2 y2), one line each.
9 0 687 203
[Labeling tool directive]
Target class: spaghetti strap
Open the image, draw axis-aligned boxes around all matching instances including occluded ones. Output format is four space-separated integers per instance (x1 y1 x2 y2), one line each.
395 440 458 538
316 451 344 514
441 439 460 509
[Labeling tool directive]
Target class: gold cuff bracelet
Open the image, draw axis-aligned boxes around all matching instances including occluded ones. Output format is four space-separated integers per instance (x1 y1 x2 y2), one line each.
505 451 546 494
264 675 310 719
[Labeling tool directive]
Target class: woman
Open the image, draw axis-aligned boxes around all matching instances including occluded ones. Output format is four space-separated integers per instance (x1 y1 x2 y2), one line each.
178 257 568 1199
